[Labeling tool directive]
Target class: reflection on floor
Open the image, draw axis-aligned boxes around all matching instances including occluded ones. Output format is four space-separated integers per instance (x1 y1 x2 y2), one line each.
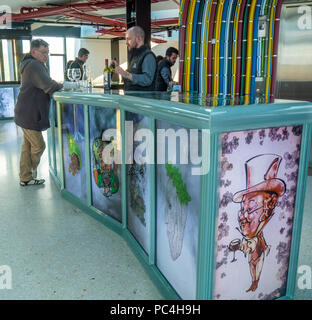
0 119 311 300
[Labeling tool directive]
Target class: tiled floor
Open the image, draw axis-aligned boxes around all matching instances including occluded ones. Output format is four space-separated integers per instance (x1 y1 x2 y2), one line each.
0 120 311 300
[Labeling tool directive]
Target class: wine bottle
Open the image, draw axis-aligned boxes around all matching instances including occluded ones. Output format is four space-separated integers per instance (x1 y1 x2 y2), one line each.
103 59 111 92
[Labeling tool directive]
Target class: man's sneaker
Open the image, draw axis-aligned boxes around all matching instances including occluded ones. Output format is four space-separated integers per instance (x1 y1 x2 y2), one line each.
20 179 45 186
32 168 37 179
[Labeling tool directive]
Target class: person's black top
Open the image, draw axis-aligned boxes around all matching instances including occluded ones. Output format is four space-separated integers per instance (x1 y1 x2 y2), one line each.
155 58 172 91
124 45 157 91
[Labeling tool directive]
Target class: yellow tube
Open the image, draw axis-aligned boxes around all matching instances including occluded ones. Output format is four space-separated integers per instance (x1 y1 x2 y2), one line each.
184 0 197 92
231 0 242 104
178 0 185 26
202 0 213 97
265 0 278 103
244 0 257 105
213 0 224 100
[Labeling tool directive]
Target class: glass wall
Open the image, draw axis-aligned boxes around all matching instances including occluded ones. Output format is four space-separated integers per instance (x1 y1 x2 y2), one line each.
0 36 83 83
0 39 26 82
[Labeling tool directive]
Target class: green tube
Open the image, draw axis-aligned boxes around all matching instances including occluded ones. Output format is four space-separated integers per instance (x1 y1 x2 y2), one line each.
240 0 251 104
263 0 272 79
261 38 265 77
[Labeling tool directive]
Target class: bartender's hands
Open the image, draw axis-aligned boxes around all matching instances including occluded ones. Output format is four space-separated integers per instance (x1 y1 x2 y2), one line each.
110 59 133 81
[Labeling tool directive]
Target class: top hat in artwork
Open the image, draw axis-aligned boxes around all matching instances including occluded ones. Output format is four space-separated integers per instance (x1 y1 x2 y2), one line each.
232 154 286 203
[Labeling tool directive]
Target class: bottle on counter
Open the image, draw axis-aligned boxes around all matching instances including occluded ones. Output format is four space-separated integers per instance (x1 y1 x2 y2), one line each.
103 59 111 92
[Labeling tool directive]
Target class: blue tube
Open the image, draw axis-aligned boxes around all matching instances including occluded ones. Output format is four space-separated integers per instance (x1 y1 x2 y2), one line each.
199 0 210 95
250 0 262 104
218 0 230 100
190 0 200 92
257 0 266 77
260 0 267 15
225 0 237 101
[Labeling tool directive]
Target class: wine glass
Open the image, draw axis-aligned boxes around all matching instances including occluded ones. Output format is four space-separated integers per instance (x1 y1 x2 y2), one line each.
229 238 241 263
67 68 74 91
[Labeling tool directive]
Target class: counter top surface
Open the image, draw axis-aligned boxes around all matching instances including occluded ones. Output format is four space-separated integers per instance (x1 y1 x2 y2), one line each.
52 89 312 131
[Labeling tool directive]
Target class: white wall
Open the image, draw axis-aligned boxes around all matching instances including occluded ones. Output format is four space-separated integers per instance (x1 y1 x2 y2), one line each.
79 38 112 81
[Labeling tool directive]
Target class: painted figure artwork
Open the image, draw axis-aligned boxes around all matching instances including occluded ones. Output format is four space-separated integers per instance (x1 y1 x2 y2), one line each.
214 126 302 300
229 154 286 292
61 103 87 201
89 106 122 222
126 112 150 254
92 137 120 198
156 120 200 300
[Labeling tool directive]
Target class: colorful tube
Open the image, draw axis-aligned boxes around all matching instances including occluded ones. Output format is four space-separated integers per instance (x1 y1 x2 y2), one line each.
224 0 237 104
178 0 190 91
262 0 272 81
219 0 231 100
244 0 257 105
207 1 218 96
212 0 225 100
250 0 262 104
256 0 267 78
184 0 197 92
231 0 245 104
195 0 206 93
265 0 277 103
178 0 186 25
190 0 201 92
270 0 282 103
199 0 210 95
240 2 249 102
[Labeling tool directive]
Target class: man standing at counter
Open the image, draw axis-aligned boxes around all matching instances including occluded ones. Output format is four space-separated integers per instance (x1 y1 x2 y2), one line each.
111 26 157 91
14 39 63 186
155 47 179 91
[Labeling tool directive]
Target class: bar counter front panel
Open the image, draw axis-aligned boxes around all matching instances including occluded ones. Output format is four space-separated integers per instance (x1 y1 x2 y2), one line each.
0 83 20 120
50 90 312 300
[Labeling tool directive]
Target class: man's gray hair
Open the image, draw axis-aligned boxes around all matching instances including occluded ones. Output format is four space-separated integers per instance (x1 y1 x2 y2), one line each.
30 39 49 50
129 26 145 43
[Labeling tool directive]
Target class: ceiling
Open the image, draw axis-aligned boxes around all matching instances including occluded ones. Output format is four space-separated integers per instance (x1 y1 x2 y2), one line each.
2 0 178 12
0 0 180 40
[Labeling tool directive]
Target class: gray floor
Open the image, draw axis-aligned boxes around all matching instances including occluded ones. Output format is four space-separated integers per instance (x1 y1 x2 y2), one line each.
0 120 311 300
0 121 163 300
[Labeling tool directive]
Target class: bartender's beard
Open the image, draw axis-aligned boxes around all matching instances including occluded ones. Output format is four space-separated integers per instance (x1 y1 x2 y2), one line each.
128 45 143 62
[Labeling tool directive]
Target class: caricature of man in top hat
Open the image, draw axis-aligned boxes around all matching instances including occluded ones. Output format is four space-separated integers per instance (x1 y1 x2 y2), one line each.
229 154 286 292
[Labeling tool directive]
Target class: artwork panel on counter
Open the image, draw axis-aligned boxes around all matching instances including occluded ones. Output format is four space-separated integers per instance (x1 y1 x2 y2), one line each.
214 125 302 300
89 106 122 222
126 112 151 254
0 87 15 118
61 103 87 201
156 120 200 300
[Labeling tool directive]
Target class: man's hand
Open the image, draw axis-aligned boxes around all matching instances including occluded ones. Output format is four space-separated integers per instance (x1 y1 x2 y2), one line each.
110 60 132 81
168 80 178 88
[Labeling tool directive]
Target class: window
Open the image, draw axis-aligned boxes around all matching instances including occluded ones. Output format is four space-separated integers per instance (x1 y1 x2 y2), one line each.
33 36 66 82
22 40 30 54
49 56 64 82
1 40 14 81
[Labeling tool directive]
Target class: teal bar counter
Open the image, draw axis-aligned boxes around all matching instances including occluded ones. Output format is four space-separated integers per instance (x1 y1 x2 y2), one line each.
50 89 312 300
